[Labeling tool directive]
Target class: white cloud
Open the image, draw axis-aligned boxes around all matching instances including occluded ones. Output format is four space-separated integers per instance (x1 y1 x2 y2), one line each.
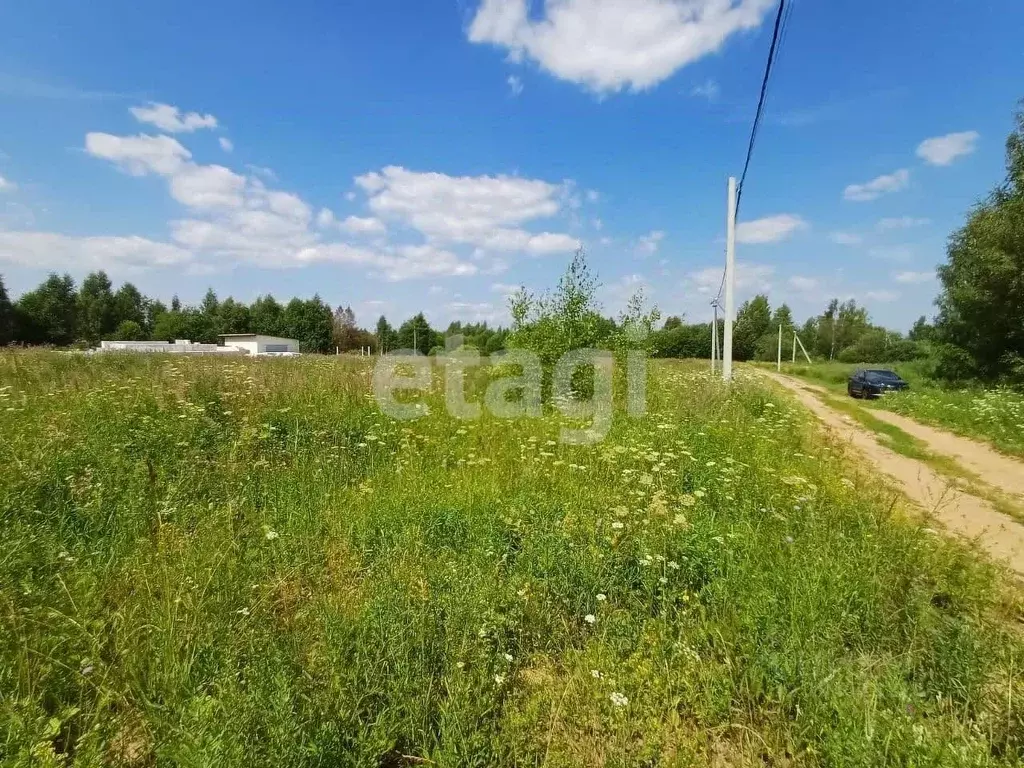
788 275 820 293
129 102 218 133
877 216 929 231
219 137 234 153
916 131 979 166
636 230 665 255
736 214 808 244
0 174 15 193
467 0 775 94
354 165 578 255
829 231 862 245
691 78 720 100
843 169 909 202
592 217 603 230
507 74 524 96
688 261 774 295
297 242 478 281
864 289 900 303
0 231 191 271
893 270 934 284
169 164 246 210
316 208 336 229
491 282 519 295
85 132 191 176
340 215 387 235
586 189 600 203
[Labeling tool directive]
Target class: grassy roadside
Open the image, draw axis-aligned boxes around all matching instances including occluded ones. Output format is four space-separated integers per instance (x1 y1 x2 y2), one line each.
775 361 1024 459
784 377 1024 524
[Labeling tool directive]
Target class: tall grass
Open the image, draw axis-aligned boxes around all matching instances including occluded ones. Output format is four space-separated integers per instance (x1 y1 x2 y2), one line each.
1 351 1021 766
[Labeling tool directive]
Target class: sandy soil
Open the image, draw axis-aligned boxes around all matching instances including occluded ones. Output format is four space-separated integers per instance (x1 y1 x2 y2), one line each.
761 370 1024 575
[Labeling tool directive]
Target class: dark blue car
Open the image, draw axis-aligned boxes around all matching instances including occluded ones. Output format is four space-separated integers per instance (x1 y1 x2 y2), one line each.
848 369 909 399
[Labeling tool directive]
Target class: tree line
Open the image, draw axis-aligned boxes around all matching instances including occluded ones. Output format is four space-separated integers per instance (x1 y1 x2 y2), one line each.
0 270 512 356
650 295 925 364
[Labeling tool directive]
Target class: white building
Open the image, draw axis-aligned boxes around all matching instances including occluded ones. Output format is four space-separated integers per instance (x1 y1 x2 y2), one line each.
99 339 227 354
218 334 300 356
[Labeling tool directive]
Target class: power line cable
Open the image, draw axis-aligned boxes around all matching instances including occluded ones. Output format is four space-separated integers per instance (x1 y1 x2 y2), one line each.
735 0 789 217
714 0 791 307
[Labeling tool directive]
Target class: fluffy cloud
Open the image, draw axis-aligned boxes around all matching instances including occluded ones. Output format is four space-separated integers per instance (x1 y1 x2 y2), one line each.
468 0 774 93
81 108 572 281
877 216 929 230
0 174 14 192
354 165 578 255
843 169 909 202
129 102 218 133
316 208 336 229
893 270 935 284
0 231 191 271
169 164 247 210
636 230 665 255
507 75 524 96
297 243 477 281
85 133 191 176
219 137 234 153
340 215 387 235
736 214 808 244
829 231 862 245
688 261 774 295
916 131 979 166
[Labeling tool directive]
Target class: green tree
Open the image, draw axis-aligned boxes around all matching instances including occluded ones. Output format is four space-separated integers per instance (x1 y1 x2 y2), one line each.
333 305 360 352
733 294 771 361
146 299 168 335
251 295 284 337
662 315 683 330
113 320 145 341
397 313 437 355
909 315 935 343
112 283 147 332
507 248 608 366
218 298 252 335
0 275 13 346
375 315 397 353
151 310 187 342
934 105 1024 382
15 273 78 345
283 296 333 353
77 270 116 344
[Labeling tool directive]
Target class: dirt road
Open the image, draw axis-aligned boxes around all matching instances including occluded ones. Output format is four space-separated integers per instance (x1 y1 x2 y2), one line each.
761 370 1024 575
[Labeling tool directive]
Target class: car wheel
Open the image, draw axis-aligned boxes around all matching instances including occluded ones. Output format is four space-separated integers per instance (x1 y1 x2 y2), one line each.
848 384 857 398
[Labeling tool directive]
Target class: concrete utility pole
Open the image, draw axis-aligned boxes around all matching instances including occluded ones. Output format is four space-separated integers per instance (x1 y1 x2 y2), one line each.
723 176 737 382
792 333 797 363
711 301 719 374
777 324 782 372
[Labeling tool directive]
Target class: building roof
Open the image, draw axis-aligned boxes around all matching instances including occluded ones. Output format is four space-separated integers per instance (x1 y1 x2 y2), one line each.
219 333 295 339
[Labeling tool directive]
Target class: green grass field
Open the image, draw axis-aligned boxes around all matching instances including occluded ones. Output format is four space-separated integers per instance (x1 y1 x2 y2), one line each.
2 352 1022 766
781 361 1024 459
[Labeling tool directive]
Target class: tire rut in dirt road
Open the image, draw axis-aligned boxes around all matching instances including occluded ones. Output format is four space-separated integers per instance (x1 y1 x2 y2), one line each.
798 378 1024 502
760 370 1024 576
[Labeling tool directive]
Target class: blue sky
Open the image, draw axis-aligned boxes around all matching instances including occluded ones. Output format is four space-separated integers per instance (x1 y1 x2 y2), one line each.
1 0 1022 331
